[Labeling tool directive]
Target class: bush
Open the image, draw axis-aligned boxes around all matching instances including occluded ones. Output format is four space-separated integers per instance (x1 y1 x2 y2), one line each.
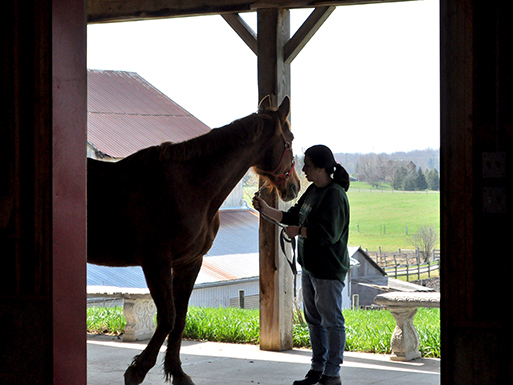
87 306 125 334
410 225 439 261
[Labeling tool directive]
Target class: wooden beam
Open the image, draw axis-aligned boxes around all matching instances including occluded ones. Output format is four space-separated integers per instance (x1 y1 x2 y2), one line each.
251 0 414 8
222 13 258 55
223 5 335 60
284 6 335 63
87 0 418 24
88 0 251 23
257 9 291 106
257 8 294 352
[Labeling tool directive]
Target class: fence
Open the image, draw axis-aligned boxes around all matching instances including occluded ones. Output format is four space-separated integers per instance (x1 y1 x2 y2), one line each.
370 249 440 281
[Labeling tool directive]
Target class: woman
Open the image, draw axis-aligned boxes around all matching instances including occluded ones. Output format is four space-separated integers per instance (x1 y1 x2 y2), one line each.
253 145 350 385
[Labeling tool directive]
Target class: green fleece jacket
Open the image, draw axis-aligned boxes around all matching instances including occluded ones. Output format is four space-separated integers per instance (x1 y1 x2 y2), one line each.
281 182 350 282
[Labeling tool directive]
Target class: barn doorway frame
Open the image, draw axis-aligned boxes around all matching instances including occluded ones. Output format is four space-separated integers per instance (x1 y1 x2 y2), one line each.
3 1 512 384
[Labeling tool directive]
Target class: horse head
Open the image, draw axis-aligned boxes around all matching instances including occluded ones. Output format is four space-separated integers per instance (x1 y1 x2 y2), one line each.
254 95 300 202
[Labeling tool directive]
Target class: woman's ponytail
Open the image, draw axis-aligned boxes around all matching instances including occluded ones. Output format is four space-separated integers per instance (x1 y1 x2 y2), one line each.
333 163 350 191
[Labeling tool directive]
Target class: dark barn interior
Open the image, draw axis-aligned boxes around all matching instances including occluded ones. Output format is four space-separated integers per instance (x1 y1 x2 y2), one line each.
1 0 512 384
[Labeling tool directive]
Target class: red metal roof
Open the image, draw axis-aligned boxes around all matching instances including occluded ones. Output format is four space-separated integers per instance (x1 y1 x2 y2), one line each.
87 69 211 158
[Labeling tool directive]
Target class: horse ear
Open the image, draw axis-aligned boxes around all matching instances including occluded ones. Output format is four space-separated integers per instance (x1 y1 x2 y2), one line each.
258 95 272 112
277 96 290 122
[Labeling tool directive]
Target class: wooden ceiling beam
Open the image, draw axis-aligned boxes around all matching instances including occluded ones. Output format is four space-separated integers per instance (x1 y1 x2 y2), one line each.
222 13 258 55
222 6 335 63
284 5 335 63
88 0 416 24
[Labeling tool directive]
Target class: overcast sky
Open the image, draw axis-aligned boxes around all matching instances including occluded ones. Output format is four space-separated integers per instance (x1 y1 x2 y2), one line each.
87 0 440 155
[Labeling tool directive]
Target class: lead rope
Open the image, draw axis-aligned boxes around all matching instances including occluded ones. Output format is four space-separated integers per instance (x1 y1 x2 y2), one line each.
254 189 298 298
279 228 298 298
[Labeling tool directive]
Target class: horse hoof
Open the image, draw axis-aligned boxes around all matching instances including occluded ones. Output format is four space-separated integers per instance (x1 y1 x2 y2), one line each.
124 365 146 385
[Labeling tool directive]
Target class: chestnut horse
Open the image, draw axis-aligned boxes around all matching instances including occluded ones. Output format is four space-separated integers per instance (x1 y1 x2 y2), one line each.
87 96 300 385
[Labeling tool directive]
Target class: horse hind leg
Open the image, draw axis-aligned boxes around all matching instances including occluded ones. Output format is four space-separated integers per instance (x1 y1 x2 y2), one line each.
164 258 203 385
124 263 176 385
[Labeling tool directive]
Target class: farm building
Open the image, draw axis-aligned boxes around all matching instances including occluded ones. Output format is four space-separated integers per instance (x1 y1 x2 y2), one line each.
88 213 367 311
86 68 257 305
87 69 210 160
87 69 245 207
348 247 434 308
87 208 263 308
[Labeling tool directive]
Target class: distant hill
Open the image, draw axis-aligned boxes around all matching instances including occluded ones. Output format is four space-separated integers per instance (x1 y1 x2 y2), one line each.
334 148 440 175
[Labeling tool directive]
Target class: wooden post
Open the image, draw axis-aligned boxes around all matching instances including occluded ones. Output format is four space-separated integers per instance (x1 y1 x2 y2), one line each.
0 0 87 383
257 8 293 351
222 4 335 354
239 289 245 309
52 1 87 382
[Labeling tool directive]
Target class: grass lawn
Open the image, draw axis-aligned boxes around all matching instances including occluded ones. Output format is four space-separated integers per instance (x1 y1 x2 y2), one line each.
87 306 440 358
245 180 440 253
347 186 440 253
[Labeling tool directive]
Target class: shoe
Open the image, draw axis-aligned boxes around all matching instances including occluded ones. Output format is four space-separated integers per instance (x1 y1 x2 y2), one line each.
292 369 322 385
318 374 342 385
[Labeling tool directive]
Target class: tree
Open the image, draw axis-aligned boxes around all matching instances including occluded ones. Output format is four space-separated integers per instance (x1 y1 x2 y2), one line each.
357 153 388 188
402 170 417 191
392 166 407 190
416 167 428 190
426 168 440 190
410 225 439 262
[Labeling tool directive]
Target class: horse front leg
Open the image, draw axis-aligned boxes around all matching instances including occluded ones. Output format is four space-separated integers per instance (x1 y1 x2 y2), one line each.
124 262 175 385
164 258 203 385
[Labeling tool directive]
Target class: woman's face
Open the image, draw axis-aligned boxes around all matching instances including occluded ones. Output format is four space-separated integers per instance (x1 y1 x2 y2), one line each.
302 156 322 184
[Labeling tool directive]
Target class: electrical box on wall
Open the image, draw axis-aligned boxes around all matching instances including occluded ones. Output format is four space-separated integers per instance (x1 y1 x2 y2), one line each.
482 152 507 214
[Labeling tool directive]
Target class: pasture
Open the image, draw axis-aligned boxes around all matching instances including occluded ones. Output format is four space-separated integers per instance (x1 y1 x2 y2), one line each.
245 180 440 254
347 183 440 253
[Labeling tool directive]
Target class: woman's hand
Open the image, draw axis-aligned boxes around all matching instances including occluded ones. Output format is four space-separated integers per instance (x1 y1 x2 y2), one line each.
252 193 284 223
252 194 270 214
285 226 299 238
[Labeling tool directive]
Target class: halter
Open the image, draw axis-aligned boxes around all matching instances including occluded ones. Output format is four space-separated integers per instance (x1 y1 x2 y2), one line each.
258 132 295 186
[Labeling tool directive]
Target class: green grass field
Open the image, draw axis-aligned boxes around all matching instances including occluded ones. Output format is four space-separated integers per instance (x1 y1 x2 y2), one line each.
347 184 440 252
246 180 440 254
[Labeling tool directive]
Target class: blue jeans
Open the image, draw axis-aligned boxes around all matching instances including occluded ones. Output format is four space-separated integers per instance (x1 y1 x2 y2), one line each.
302 271 346 377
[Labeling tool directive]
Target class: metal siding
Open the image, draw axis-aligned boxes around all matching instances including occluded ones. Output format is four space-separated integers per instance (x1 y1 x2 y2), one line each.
87 69 211 158
87 265 147 288
197 253 259 284
87 209 261 288
188 279 260 308
207 209 260 256
86 70 260 291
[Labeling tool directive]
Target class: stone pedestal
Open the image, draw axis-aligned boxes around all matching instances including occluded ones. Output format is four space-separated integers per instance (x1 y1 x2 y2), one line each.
389 307 421 361
374 291 440 361
87 286 157 342
123 299 157 342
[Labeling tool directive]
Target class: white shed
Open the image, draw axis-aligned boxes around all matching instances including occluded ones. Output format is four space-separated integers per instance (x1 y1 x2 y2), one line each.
348 246 434 308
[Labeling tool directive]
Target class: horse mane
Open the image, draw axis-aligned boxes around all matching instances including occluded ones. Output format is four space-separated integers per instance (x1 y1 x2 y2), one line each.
124 113 273 165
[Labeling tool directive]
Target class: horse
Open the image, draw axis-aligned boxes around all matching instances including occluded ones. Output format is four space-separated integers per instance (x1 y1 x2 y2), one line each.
87 95 300 385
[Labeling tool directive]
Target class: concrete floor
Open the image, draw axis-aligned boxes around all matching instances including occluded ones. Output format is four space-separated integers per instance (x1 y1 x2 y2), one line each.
87 334 440 385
